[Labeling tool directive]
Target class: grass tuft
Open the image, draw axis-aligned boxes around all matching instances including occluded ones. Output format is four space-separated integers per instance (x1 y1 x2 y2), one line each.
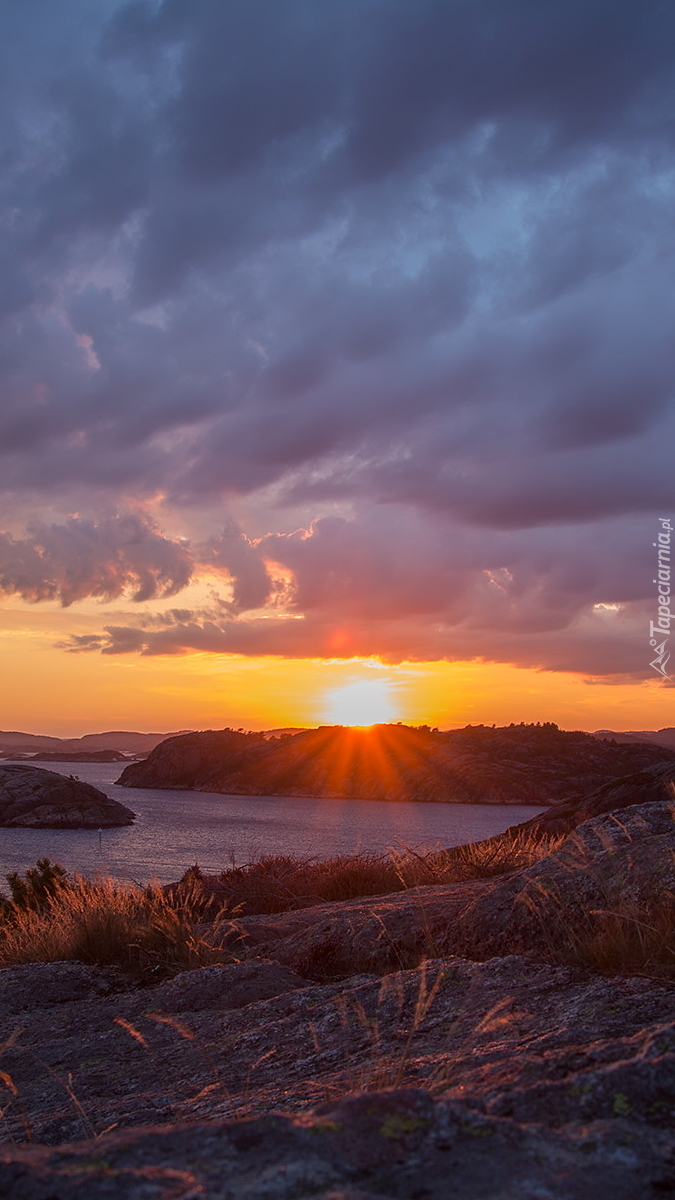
0 834 562 981
5 831 673 984
0 874 235 983
551 894 675 981
168 832 563 918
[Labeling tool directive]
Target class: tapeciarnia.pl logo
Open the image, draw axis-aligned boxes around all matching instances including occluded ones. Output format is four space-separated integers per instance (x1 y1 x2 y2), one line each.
650 517 672 679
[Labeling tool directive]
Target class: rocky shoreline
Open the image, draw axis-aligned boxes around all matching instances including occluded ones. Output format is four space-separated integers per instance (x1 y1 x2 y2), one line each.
0 794 674 1196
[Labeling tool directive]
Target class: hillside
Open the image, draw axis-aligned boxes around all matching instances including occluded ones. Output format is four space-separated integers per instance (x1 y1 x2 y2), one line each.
0 729 192 757
593 727 675 750
117 722 675 805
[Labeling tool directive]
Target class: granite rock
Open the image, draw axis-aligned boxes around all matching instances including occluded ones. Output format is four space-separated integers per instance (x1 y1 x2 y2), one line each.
1 956 675 1196
455 799 675 958
0 764 135 827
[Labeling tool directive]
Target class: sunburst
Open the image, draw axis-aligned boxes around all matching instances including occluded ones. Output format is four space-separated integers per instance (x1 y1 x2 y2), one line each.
323 678 397 726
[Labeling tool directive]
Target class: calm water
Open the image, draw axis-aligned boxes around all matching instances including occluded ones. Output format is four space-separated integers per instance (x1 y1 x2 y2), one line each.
0 761 545 886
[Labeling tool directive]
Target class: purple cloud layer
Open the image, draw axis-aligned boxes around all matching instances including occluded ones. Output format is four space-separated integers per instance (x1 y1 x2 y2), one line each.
0 513 192 605
1 0 674 679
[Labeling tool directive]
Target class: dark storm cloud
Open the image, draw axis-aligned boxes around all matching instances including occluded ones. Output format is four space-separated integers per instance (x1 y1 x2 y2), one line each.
2 0 675 677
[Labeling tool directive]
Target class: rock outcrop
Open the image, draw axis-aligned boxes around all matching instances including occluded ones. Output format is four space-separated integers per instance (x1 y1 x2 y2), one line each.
1 954 675 1197
223 877 495 978
117 722 675 805
455 799 675 960
0 764 135 827
1 799 675 1195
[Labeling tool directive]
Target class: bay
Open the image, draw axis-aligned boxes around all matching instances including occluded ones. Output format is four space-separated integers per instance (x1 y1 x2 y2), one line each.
0 760 546 886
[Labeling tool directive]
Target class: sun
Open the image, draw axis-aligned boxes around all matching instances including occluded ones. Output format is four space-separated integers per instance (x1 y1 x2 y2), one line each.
323 678 398 726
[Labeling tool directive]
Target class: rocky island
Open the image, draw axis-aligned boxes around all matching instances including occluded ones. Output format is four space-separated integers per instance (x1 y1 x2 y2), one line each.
0 764 135 828
29 749 129 763
118 721 675 805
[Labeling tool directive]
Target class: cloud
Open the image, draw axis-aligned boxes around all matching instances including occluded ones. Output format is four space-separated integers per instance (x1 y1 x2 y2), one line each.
0 512 193 605
1 0 674 683
201 521 273 611
63 601 652 680
59 507 667 680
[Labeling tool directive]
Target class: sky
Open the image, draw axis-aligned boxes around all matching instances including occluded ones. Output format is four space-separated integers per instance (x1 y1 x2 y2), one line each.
1 0 674 735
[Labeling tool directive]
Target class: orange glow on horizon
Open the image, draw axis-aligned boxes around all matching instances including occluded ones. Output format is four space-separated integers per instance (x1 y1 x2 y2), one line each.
0 600 672 736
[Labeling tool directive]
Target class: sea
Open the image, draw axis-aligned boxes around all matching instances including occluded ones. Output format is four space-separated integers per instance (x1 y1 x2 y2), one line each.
0 760 546 886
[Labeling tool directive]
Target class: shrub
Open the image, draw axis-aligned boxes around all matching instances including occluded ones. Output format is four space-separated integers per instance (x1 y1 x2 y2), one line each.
0 858 70 914
168 832 561 918
0 832 563 982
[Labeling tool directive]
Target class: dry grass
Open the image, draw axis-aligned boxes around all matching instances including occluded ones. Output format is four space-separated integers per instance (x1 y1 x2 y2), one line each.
9 829 672 985
550 894 675 981
445 829 564 877
0 875 235 983
170 831 562 918
0 833 562 981
171 853 408 917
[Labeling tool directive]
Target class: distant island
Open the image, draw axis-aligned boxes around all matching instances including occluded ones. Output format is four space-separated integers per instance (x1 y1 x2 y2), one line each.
593 727 675 750
29 750 129 763
0 730 192 759
117 722 675 806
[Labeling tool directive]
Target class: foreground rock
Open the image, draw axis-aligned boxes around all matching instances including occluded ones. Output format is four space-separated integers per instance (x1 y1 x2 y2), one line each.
224 878 493 977
1 955 675 1196
0 764 135 827
118 722 675 805
4 1089 675 1199
455 799 675 960
2 800 675 1196
218 799 675 975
